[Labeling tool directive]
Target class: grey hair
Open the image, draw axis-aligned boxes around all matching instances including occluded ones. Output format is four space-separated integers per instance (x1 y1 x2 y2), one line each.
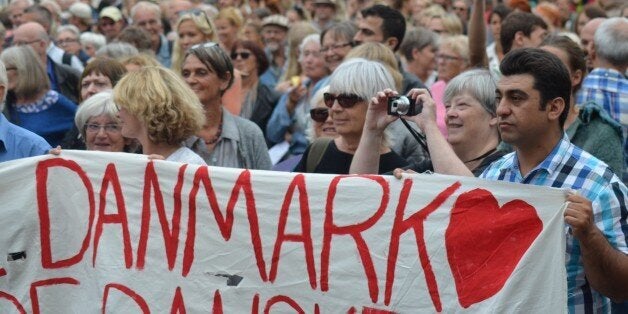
320 21 357 44
399 27 438 61
80 32 106 51
298 33 321 63
95 42 139 60
329 58 395 102
1 46 49 97
594 17 628 68
75 91 118 139
0 61 7 105
56 24 80 38
444 69 497 116
130 1 161 22
184 42 234 94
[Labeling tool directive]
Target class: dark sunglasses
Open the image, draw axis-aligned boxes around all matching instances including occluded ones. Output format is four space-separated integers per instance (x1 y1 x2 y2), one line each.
323 93 363 108
231 51 251 60
310 108 329 123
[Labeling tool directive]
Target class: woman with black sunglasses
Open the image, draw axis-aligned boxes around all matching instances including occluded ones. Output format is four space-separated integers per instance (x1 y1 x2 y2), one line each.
293 59 408 174
231 40 280 140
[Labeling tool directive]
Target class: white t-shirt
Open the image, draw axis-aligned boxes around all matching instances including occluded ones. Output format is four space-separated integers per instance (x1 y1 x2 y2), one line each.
166 147 207 165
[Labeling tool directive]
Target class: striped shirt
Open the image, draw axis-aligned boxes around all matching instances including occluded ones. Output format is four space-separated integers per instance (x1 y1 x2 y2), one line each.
480 135 628 313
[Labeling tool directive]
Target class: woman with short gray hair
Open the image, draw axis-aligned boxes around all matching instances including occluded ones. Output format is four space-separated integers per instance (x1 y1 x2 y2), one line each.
293 58 408 174
441 69 504 175
74 91 136 152
79 32 106 58
351 68 504 176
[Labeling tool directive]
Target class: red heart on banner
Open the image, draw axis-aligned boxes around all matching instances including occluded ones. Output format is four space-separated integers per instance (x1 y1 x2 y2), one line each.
445 188 543 308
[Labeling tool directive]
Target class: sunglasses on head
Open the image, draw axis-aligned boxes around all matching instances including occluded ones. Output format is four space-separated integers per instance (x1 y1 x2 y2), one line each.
323 93 363 108
189 41 218 52
231 51 251 60
178 9 211 25
310 108 329 123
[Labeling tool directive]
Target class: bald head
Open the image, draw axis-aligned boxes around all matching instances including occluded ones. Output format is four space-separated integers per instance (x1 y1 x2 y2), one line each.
580 17 606 69
12 22 50 63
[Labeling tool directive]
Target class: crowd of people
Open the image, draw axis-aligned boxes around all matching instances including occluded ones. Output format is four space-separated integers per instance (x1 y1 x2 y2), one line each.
0 0 626 312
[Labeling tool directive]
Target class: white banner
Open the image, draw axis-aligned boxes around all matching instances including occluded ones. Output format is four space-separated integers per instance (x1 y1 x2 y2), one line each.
0 151 567 313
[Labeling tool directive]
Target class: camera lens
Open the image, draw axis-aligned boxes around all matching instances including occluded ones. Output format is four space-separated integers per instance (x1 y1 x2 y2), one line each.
393 97 411 115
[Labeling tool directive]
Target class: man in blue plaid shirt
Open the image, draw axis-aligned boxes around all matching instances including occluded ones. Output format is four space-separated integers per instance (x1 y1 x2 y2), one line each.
351 47 628 313
576 17 628 183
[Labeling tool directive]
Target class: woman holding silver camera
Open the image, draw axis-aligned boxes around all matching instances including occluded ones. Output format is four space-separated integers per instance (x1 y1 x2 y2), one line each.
293 59 408 174
351 69 504 176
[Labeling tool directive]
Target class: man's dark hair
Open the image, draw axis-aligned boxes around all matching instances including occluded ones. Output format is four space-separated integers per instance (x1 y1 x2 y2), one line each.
500 12 547 54
360 4 406 51
24 5 53 33
491 4 512 21
500 48 571 129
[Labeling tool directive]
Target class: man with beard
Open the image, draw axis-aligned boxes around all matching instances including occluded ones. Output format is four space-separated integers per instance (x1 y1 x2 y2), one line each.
259 15 289 88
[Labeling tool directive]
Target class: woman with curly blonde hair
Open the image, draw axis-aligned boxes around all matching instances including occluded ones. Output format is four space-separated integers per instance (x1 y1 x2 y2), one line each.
113 66 206 164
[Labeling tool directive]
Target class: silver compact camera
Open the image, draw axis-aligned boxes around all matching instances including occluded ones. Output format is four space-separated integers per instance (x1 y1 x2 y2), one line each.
387 96 422 116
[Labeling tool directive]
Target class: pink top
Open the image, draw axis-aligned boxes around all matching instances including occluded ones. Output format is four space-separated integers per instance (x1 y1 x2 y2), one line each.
430 80 449 137
222 69 243 115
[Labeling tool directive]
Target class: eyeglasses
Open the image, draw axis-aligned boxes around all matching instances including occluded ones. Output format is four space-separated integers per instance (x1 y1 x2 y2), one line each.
189 41 218 52
320 42 353 53
323 93 363 108
437 54 464 62
85 123 122 134
453 6 467 12
178 9 211 27
12 39 42 46
56 38 78 46
231 51 251 60
310 108 329 123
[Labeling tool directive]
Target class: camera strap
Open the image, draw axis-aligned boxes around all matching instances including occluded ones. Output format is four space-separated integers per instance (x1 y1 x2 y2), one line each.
399 118 430 158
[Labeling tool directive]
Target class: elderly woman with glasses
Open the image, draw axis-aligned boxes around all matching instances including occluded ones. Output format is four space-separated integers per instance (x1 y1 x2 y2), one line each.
351 69 505 176
74 91 136 152
113 67 206 164
181 42 272 169
266 33 329 157
60 58 127 150
293 59 408 174
55 24 90 65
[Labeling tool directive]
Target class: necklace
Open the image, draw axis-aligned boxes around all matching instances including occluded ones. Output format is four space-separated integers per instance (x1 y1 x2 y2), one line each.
204 111 223 145
463 147 497 163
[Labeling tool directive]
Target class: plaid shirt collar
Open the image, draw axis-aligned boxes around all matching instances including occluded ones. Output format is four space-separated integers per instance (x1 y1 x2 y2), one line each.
500 134 571 182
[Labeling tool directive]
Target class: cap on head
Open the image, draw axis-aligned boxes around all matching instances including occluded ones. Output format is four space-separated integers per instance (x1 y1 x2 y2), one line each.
262 14 289 30
69 2 92 20
100 6 123 22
